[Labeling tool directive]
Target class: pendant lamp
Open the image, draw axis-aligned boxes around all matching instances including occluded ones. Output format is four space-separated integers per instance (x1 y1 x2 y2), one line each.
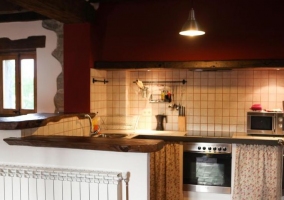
179 8 205 36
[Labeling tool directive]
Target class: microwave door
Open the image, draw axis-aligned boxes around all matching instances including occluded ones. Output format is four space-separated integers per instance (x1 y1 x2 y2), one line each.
247 114 275 135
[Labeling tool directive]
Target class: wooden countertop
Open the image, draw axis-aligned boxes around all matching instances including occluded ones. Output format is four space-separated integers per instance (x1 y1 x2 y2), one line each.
4 131 283 154
2 113 283 153
0 113 166 153
133 132 284 146
0 113 96 130
3 135 165 153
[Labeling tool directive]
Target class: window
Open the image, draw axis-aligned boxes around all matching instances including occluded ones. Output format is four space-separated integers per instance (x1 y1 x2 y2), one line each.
0 52 36 115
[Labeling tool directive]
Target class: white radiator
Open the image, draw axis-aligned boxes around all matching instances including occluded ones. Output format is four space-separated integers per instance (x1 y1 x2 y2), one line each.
0 164 126 200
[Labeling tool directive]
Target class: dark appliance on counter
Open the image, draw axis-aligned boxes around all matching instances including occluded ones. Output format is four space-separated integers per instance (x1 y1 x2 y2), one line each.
155 114 167 130
247 111 284 135
183 142 232 194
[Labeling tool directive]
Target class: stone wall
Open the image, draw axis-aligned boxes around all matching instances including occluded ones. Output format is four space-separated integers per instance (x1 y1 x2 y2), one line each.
42 20 64 113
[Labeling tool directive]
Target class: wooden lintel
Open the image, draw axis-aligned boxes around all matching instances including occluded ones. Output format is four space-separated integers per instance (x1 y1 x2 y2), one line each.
89 0 132 2
0 0 25 14
94 60 284 70
7 0 96 23
0 11 49 23
0 36 46 52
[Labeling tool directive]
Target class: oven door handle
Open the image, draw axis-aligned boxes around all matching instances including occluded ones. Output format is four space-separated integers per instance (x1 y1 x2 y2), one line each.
183 151 231 154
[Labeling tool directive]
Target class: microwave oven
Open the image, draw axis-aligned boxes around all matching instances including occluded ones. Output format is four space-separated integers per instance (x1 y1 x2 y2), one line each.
247 111 284 135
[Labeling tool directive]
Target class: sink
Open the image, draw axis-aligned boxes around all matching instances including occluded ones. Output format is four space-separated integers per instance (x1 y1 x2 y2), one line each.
91 132 137 139
94 133 128 138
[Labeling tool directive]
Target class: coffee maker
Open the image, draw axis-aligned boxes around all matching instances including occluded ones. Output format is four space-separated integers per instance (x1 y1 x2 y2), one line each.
156 114 167 130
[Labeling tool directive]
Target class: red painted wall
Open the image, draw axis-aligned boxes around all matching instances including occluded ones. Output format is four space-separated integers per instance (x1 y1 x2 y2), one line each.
64 0 284 112
64 23 95 113
96 0 284 61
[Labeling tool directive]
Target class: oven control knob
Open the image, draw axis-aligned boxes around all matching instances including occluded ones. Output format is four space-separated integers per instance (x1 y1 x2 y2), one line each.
203 147 206 150
218 147 222 151
279 117 283 122
208 147 212 151
223 147 227 151
213 147 217 151
198 146 201 150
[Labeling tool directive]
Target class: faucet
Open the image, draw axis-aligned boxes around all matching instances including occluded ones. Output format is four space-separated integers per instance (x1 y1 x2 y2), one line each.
84 114 100 136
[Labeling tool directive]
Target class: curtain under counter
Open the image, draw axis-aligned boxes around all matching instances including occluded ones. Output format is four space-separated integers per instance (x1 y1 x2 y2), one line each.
233 144 283 200
150 142 183 200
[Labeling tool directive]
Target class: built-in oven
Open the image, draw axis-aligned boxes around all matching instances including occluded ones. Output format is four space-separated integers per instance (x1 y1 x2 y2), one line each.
183 142 232 194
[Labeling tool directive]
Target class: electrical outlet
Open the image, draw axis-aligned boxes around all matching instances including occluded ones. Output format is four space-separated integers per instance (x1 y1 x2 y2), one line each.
142 108 152 116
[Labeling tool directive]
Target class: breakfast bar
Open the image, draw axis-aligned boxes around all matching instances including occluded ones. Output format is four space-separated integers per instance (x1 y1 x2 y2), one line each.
0 113 283 200
2 113 283 151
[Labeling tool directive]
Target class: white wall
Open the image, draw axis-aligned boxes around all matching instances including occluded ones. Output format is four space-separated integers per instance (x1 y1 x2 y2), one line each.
0 21 61 113
0 130 150 200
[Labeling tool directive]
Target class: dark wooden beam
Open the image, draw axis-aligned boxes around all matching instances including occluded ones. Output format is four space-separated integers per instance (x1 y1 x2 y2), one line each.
89 0 132 2
6 0 96 23
0 36 46 52
94 60 284 70
0 11 49 23
0 0 25 14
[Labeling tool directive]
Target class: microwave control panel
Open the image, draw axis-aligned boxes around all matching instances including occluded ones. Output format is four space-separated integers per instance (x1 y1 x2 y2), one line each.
278 115 283 129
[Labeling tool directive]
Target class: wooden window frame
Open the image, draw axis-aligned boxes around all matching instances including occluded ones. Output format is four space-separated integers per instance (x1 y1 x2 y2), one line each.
0 51 37 115
0 36 45 115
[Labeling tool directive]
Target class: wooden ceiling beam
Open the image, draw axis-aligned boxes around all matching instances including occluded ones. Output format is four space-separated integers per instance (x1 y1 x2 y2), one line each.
6 0 96 23
0 0 26 14
0 12 48 23
94 60 284 70
89 0 132 2
0 36 46 52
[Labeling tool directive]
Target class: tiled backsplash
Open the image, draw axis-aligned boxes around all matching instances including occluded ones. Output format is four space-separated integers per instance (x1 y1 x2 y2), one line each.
91 69 284 137
90 69 107 115
22 117 90 137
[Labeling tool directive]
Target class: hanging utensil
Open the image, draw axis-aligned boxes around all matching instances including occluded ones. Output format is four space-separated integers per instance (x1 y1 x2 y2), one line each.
176 85 182 110
171 86 176 111
168 86 176 110
136 79 144 90
182 106 185 116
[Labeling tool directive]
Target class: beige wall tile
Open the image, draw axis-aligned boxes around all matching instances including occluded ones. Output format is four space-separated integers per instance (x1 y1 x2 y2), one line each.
88 69 284 137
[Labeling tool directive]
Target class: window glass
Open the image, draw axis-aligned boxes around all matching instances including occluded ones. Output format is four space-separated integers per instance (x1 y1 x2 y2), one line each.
3 59 16 109
21 59 34 109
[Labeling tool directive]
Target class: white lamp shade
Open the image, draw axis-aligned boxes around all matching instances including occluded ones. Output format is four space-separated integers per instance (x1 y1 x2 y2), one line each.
179 8 205 36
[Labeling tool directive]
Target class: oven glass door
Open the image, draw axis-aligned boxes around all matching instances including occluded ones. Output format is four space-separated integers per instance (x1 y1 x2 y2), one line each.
183 152 231 193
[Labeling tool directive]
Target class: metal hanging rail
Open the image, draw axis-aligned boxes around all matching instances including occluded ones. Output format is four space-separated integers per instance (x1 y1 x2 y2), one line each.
133 79 187 85
93 78 109 84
